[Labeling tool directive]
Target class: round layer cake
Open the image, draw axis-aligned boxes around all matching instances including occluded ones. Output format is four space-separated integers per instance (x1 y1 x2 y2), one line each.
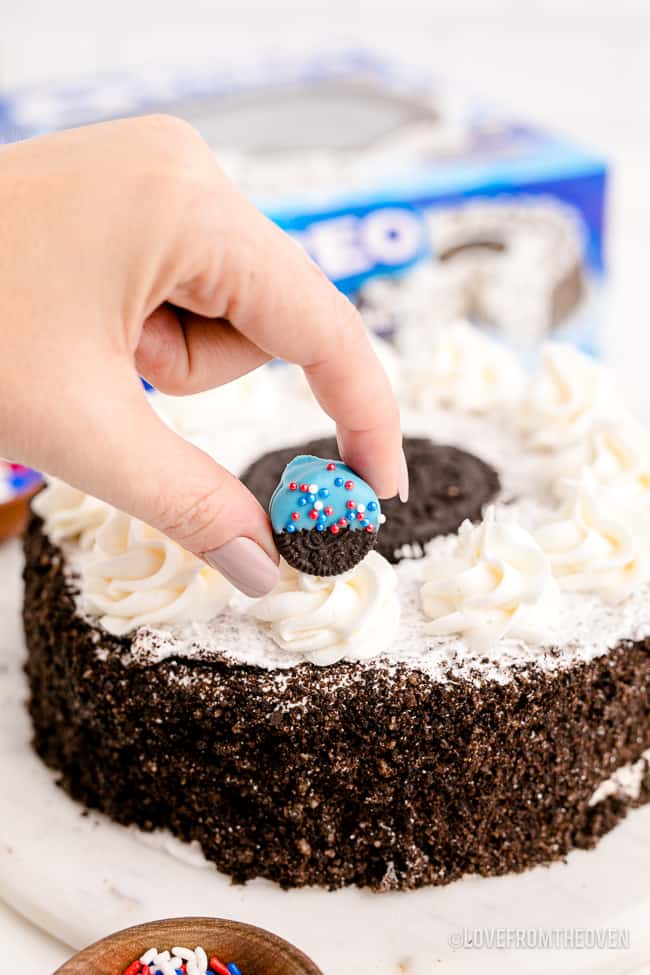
22 336 650 892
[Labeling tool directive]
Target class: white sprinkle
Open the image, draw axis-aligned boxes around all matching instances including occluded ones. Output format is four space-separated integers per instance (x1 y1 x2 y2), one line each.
154 952 171 965
159 964 176 975
169 958 184 970
171 948 194 961
186 960 199 975
140 949 157 966
357 503 366 513
309 483 318 493
379 513 387 524
314 500 323 510
194 946 208 974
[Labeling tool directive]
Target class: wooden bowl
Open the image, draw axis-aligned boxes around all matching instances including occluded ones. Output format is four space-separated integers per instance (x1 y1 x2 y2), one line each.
0 481 41 544
53 916 323 975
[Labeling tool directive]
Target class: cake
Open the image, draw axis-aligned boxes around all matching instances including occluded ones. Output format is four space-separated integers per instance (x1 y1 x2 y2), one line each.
22 332 650 892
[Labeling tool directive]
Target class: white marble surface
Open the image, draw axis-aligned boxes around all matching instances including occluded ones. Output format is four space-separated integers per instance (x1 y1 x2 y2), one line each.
1 1 650 971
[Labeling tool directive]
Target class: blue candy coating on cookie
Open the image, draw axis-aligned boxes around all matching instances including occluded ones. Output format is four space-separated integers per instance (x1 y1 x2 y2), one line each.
270 455 382 535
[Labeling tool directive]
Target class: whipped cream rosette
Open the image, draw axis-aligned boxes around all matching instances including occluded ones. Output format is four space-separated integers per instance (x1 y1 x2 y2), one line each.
519 343 615 450
399 319 526 414
420 505 558 651
556 417 650 507
536 474 648 604
80 511 232 636
32 478 112 550
249 550 400 666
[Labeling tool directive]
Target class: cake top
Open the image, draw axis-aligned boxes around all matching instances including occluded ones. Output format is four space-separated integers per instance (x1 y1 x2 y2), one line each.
30 326 650 684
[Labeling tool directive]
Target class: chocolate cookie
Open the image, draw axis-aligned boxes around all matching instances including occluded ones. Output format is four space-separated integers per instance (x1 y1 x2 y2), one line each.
242 436 500 563
269 455 382 576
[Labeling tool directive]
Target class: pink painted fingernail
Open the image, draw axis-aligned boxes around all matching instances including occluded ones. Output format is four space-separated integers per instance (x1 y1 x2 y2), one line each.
205 537 279 597
398 447 409 503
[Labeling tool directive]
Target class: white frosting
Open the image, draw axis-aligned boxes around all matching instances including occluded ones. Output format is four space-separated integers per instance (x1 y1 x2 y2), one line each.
399 319 526 414
561 417 650 505
519 344 614 449
536 475 647 604
589 748 650 807
80 511 232 637
420 506 558 651
31 478 112 549
249 552 400 666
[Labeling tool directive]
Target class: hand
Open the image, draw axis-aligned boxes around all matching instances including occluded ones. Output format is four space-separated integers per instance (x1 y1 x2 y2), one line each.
0 116 405 596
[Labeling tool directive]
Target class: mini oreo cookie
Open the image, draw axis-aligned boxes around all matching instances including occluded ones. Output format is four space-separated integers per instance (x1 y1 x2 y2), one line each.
243 436 500 563
269 455 383 576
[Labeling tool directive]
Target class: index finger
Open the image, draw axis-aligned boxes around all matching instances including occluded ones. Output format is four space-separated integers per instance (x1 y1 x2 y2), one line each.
171 170 404 499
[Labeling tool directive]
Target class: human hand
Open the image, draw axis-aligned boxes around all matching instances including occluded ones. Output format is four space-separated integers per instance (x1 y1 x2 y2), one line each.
0 116 405 595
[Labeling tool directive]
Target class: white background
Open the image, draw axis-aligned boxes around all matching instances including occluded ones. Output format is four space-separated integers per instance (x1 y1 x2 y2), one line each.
1 0 650 970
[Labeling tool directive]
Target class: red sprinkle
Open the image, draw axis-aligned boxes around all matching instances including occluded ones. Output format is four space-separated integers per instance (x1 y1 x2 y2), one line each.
141 968 151 975
324 506 334 516
346 499 356 510
300 483 309 492
329 524 340 534
356 512 364 520
309 510 319 520
326 462 336 471
365 524 375 533
209 958 230 975
338 517 347 526
344 480 354 490
121 963 142 975
289 481 298 491
291 511 300 521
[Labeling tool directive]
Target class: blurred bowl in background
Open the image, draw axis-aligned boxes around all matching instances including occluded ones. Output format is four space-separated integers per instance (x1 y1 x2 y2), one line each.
53 916 324 975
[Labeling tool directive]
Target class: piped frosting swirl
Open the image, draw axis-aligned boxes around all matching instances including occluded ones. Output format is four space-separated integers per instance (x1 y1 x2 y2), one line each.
519 343 614 449
420 506 558 651
536 474 647 604
249 551 400 665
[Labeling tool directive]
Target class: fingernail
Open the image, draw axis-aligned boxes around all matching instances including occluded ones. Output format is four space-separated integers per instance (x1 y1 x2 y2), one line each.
398 447 409 503
205 537 279 597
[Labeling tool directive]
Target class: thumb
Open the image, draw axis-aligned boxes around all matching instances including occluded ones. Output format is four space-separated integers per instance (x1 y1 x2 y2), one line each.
69 371 280 598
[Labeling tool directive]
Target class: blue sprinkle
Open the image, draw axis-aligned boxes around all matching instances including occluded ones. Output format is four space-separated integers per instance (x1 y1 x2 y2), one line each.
360 519 369 527
318 487 329 498
367 500 378 512
297 496 308 507
334 476 344 487
227 966 242 975
316 522 326 531
346 510 356 521
176 969 184 975
307 493 316 503
10 472 31 490
318 511 327 521
286 523 297 533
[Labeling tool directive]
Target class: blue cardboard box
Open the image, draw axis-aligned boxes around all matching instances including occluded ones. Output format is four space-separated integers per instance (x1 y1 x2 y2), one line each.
0 50 607 352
